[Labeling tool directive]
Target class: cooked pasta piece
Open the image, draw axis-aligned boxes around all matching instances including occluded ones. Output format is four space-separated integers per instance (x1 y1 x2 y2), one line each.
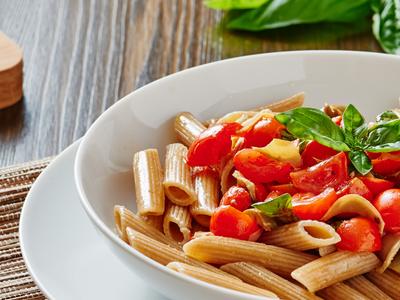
163 204 192 244
259 220 340 251
174 112 206 147
216 111 257 125
133 149 165 216
317 282 369 300
232 170 256 200
220 158 236 194
190 172 219 227
167 262 278 299
390 255 400 273
238 109 274 134
163 143 197 206
140 215 163 232
221 262 321 300
346 275 393 300
183 235 316 277
366 270 400 299
291 251 380 292
318 245 336 257
114 205 180 249
259 92 305 112
377 233 400 273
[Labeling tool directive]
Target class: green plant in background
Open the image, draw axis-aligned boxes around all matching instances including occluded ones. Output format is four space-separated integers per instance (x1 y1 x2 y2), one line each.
205 0 400 54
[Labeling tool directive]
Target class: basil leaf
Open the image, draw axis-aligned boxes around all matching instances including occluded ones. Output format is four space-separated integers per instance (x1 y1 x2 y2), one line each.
226 0 371 31
365 141 400 152
377 110 399 122
252 193 292 217
204 0 269 10
275 107 350 152
348 150 372 175
371 0 400 55
343 104 365 136
366 119 400 148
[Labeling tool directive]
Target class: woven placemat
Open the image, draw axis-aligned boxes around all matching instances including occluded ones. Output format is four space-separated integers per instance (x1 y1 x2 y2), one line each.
0 158 53 300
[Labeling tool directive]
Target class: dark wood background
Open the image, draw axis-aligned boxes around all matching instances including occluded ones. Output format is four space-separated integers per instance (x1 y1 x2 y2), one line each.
0 0 382 167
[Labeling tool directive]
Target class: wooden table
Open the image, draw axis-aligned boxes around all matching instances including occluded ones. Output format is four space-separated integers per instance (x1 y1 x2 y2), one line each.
0 0 382 167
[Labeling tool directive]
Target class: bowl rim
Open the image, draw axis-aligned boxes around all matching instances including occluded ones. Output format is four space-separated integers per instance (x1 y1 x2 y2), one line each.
74 50 400 298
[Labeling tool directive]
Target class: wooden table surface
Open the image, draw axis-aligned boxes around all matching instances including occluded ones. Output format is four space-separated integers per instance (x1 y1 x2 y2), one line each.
0 0 382 167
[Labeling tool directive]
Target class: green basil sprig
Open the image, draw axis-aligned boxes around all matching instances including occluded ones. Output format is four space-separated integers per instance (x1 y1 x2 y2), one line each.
252 193 292 217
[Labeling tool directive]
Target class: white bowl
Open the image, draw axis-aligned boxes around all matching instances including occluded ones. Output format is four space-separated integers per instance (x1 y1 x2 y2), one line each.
75 51 400 300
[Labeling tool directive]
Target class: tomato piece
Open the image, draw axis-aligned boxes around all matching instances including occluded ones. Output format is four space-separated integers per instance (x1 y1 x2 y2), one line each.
359 176 395 196
290 152 348 194
336 217 382 252
255 183 268 202
220 186 252 211
292 188 337 220
337 178 373 201
301 141 339 167
332 115 342 126
270 183 298 195
373 189 400 233
187 122 242 167
210 205 261 240
243 117 285 147
372 152 400 176
233 149 293 184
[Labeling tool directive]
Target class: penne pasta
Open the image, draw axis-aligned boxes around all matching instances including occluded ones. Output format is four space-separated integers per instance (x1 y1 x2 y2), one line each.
221 262 321 300
291 251 380 292
163 204 192 244
133 149 165 216
167 262 278 299
318 245 336 257
114 205 180 249
163 143 197 206
377 233 400 273
220 158 236 194
366 270 400 299
259 220 340 251
216 111 257 125
346 275 393 300
259 92 305 112
190 171 219 227
390 255 400 274
183 235 316 278
317 282 369 300
140 214 163 232
174 112 206 147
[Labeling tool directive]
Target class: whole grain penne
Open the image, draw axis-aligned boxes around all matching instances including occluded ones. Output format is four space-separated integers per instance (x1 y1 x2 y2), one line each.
259 92 305 112
190 172 219 227
167 262 278 299
366 270 400 299
163 204 192 244
114 205 180 249
220 158 236 194
183 235 316 278
317 282 369 300
221 262 321 300
140 214 164 232
318 245 336 257
377 233 400 273
163 143 197 206
174 112 206 147
346 275 393 300
133 149 165 216
390 255 400 273
260 220 340 251
291 251 380 292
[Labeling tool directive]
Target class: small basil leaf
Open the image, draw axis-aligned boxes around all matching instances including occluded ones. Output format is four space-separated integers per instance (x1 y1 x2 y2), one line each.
366 119 400 147
204 0 269 10
348 150 372 175
354 123 369 140
377 110 399 122
252 193 292 217
275 107 350 152
343 104 365 135
365 141 400 152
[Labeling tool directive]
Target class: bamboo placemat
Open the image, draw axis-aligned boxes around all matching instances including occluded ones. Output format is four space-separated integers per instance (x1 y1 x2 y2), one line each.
0 158 53 300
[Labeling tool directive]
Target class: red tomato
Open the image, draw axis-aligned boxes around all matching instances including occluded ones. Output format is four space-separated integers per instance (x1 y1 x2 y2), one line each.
233 149 293 184
243 117 285 147
301 141 339 167
291 152 348 194
210 205 261 240
332 115 342 126
220 186 251 211
336 217 382 252
359 176 395 196
264 190 282 201
337 178 373 201
373 189 400 233
187 122 242 167
255 183 268 202
270 183 298 195
292 188 337 220
372 152 400 176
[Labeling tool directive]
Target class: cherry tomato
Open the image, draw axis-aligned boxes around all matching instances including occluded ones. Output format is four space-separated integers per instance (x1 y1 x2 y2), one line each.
233 149 293 184
220 186 251 211
301 141 339 167
270 183 298 195
373 189 400 233
264 190 282 201
210 205 261 240
255 183 268 202
336 217 382 252
371 151 400 176
337 177 373 201
292 187 337 220
187 122 242 167
290 152 348 194
243 117 285 147
359 176 395 196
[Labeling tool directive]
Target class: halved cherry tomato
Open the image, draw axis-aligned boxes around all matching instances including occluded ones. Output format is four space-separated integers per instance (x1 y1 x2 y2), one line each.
210 205 261 240
233 149 292 184
373 189 400 233
270 183 298 195
292 187 337 220
371 151 400 176
290 152 348 194
301 141 339 167
243 117 285 147
359 176 395 196
220 186 251 211
336 217 382 252
337 177 373 201
187 122 242 167
255 183 268 202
